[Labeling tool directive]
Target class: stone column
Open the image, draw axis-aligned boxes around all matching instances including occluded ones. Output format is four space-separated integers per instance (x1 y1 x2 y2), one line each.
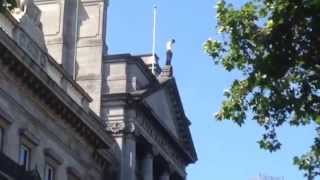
142 152 153 180
120 134 136 180
160 169 170 180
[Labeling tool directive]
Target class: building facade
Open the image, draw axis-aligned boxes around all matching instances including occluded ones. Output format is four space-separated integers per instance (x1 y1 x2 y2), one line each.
0 1 197 180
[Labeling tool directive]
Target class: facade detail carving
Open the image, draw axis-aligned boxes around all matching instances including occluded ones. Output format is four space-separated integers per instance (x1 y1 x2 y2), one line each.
106 121 126 134
135 115 186 174
16 0 32 13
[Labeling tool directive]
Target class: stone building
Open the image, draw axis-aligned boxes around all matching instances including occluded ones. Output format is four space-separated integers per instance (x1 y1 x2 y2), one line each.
0 1 197 180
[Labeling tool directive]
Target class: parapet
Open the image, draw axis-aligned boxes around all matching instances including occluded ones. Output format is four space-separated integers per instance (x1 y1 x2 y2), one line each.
0 11 92 111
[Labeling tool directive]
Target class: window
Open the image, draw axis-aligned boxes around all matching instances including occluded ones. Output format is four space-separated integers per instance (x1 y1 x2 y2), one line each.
44 163 55 180
0 128 3 152
19 144 31 170
18 128 40 171
43 148 63 180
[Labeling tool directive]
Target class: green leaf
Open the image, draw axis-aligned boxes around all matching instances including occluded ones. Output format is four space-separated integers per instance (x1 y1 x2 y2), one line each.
206 0 320 178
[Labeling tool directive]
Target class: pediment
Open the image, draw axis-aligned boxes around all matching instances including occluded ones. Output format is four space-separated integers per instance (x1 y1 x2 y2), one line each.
142 78 197 162
145 86 179 138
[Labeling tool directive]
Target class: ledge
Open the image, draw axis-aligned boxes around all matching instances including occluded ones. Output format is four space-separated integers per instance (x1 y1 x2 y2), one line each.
0 11 92 111
104 54 160 87
19 128 41 147
0 21 115 156
44 148 64 165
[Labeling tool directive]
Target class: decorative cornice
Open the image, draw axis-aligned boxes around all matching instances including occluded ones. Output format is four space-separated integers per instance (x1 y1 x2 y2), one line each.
105 121 126 134
104 54 160 86
102 86 197 163
0 11 92 105
133 78 198 162
165 78 198 162
134 106 187 177
136 100 194 163
44 148 64 165
0 27 115 162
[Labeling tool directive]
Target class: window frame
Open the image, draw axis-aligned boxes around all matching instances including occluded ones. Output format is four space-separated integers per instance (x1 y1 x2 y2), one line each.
0 127 4 152
19 144 31 170
44 162 55 180
0 117 11 154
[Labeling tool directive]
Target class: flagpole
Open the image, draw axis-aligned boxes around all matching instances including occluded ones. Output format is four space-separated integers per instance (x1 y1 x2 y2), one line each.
152 5 157 74
73 0 79 80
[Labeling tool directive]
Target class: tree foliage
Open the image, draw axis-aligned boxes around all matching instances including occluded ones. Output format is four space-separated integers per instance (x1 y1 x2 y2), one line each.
204 0 320 178
0 0 16 12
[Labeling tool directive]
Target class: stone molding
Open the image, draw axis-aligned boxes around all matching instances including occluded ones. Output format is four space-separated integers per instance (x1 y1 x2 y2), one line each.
105 121 125 134
135 115 186 177
102 93 192 177
0 25 115 158
139 78 197 163
105 121 136 135
44 148 64 165
0 110 13 128
0 11 92 109
19 128 41 146
104 54 160 86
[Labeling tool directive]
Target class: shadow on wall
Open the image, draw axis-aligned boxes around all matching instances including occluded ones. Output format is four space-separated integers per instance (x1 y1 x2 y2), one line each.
74 1 89 79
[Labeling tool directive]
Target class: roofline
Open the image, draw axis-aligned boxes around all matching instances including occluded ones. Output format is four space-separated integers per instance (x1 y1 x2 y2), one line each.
104 53 160 86
0 26 115 151
138 78 198 162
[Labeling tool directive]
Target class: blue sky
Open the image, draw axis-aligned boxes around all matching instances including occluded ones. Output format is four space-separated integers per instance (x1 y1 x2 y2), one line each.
106 1 316 180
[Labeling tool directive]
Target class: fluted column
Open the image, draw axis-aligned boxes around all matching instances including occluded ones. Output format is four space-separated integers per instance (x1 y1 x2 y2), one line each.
160 169 170 180
142 152 153 180
120 134 136 180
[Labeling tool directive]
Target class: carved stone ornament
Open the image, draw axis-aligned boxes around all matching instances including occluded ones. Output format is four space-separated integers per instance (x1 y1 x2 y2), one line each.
16 0 34 12
136 117 185 173
125 122 135 133
106 122 125 134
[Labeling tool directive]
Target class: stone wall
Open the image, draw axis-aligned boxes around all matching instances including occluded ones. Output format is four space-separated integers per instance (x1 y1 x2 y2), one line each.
0 63 103 179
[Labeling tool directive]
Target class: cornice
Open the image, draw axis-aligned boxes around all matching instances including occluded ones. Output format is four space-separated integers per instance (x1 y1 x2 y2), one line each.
165 78 198 162
0 11 92 104
104 54 160 86
0 28 115 166
137 78 198 162
137 100 196 163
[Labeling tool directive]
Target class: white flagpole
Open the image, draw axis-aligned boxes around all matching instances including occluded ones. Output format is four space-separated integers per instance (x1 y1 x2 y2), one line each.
73 0 79 80
152 5 157 74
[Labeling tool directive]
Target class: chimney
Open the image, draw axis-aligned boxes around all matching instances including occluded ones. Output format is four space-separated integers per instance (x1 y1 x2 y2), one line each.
140 54 161 76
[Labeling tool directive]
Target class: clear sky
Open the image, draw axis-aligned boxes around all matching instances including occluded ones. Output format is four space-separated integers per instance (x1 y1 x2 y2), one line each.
106 0 316 180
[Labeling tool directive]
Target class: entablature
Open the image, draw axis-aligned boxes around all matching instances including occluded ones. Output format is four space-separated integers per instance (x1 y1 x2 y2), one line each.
0 14 116 162
102 93 194 176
